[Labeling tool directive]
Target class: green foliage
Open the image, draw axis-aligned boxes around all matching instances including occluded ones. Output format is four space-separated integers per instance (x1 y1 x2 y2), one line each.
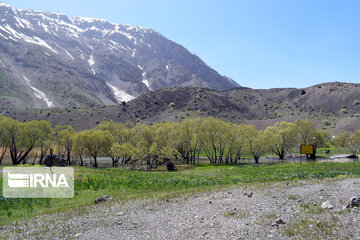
75 129 114 167
0 117 53 165
267 121 298 159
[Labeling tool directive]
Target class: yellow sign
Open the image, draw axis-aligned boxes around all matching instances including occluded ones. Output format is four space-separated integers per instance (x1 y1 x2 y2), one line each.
300 145 314 154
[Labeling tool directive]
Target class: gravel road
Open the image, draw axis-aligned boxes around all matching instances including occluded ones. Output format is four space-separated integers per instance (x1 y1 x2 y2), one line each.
2 178 360 240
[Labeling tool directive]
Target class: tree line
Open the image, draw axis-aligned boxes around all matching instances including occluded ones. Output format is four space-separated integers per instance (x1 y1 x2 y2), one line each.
0 115 359 167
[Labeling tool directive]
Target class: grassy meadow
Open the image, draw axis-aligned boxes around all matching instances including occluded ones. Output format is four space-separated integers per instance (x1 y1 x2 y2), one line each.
1 161 360 225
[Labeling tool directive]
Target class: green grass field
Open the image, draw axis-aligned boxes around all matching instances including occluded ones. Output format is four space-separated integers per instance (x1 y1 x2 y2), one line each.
1 161 360 225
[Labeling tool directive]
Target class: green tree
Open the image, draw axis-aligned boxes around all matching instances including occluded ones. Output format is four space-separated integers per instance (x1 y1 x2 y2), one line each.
295 119 316 145
175 118 203 164
76 130 114 168
55 125 75 165
2 119 53 165
333 133 350 148
199 117 229 163
224 124 253 163
73 132 87 166
247 126 275 164
267 121 298 160
110 142 138 166
345 130 360 158
0 115 8 164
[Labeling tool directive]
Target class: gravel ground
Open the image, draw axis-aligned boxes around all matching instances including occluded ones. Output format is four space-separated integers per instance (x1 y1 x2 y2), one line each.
1 178 360 240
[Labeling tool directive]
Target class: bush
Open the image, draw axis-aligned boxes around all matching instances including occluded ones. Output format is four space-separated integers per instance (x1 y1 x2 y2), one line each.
166 161 177 171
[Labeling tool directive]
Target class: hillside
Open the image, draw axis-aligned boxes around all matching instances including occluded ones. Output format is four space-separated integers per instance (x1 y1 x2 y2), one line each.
0 3 238 109
4 82 360 133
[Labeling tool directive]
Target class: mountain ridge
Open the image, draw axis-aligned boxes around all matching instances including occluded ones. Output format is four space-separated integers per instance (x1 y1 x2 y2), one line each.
0 3 239 109
4 81 360 133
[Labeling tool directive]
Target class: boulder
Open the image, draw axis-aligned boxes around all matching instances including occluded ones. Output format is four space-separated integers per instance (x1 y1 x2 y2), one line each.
321 201 334 209
94 195 112 204
343 196 360 209
43 155 67 167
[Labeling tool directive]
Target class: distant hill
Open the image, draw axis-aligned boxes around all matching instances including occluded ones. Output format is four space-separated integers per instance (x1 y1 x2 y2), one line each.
0 3 238 109
4 82 360 133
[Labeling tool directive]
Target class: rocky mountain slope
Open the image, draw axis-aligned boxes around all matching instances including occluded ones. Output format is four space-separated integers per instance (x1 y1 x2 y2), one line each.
0 3 238 109
5 82 360 133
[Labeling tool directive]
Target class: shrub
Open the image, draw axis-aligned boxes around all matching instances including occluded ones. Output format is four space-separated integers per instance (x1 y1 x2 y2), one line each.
166 161 177 171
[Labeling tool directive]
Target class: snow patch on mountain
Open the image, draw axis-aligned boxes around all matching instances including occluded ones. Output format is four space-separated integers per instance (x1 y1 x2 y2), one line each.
106 82 135 102
23 75 55 108
132 49 136 58
88 55 95 74
0 24 58 53
64 49 74 60
142 72 152 90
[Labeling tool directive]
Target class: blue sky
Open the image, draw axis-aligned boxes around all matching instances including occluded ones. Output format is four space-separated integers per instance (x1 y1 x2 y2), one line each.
3 0 360 89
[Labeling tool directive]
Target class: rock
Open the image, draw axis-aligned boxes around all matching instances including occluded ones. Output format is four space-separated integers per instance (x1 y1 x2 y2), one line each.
343 196 360 209
321 201 333 209
117 212 125 216
94 195 112 204
75 233 82 238
243 192 253 197
276 219 285 225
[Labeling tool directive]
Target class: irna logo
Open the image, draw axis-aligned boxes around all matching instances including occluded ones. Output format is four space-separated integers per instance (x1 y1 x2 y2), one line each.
8 173 69 188
3 167 74 198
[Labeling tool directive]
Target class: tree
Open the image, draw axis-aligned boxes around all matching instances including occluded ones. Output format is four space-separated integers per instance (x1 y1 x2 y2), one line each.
224 123 252 163
267 122 298 160
55 125 75 165
295 119 317 144
199 117 229 163
110 142 138 166
2 119 53 165
73 132 87 166
76 130 114 168
295 119 327 159
247 126 275 164
333 133 350 148
0 116 8 164
346 130 360 158
175 118 202 164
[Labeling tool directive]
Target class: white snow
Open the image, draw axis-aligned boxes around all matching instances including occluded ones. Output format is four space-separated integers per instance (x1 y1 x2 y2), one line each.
88 55 95 74
28 37 58 54
106 82 135 103
0 32 8 40
23 75 55 108
142 79 151 90
0 3 13 8
166 65 169 71
131 49 136 58
41 23 51 33
0 24 58 54
72 16 106 23
137 65 143 70
90 26 100 31
141 72 152 91
64 49 74 60
45 52 50 56
14 16 25 28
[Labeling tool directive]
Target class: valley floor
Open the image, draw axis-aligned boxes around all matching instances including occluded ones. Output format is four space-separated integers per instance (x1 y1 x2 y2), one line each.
2 178 360 240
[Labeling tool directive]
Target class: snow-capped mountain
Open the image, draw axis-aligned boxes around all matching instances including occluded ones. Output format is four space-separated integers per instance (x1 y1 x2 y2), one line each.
0 3 239 109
